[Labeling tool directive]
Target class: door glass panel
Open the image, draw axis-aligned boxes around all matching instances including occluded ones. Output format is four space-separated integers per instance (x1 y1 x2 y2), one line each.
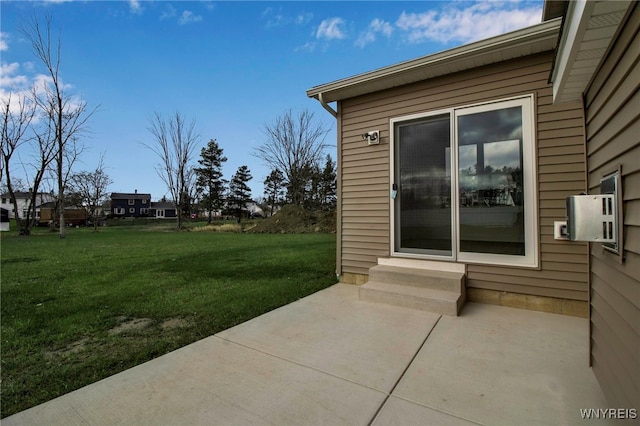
457 106 525 255
395 113 451 255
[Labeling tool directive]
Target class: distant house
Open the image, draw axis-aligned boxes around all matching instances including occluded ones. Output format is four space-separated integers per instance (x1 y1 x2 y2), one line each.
38 201 88 227
246 201 264 218
0 191 56 220
149 201 177 219
110 191 151 218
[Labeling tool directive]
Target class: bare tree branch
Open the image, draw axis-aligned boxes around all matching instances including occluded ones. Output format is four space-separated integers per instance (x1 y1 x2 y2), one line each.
69 154 112 232
144 111 200 229
1 93 39 234
20 13 97 238
253 109 330 206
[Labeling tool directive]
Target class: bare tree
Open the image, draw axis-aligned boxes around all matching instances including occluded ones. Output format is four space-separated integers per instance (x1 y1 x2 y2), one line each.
254 109 330 206
145 112 200 229
69 155 112 232
21 14 95 238
1 93 47 235
2 95 32 231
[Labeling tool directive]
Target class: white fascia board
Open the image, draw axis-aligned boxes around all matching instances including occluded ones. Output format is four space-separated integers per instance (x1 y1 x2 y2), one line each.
307 18 561 103
550 0 593 103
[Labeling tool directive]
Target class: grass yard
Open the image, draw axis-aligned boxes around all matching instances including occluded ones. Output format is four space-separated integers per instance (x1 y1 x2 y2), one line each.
0 226 336 418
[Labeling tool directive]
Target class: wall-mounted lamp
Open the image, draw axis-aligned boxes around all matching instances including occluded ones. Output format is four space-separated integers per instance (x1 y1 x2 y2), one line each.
362 130 380 145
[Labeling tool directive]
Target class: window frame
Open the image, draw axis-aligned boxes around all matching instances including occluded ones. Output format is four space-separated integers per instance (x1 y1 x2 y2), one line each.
389 95 539 268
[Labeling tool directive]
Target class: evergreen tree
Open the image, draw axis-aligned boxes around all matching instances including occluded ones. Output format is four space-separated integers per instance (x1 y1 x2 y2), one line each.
319 155 337 210
304 162 322 210
194 139 227 224
263 169 285 216
229 165 252 222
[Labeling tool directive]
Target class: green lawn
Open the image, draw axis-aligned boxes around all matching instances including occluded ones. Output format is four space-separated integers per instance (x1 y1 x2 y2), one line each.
0 226 336 417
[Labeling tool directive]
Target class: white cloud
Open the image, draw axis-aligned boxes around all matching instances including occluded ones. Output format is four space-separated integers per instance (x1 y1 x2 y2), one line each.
1 61 80 117
295 13 313 26
262 8 313 29
396 2 542 44
0 63 27 88
0 33 8 52
178 10 203 25
0 63 38 116
160 5 177 21
295 41 316 53
355 18 393 48
129 0 143 15
371 18 394 37
316 17 346 40
264 10 287 29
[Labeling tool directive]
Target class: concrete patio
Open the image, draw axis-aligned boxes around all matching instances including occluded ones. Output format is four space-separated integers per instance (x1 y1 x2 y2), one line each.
3 284 612 425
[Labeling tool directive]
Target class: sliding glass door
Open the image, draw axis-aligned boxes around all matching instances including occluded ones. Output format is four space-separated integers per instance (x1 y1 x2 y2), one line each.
392 96 537 267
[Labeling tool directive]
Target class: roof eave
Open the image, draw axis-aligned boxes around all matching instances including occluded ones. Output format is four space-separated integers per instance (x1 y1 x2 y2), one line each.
307 18 562 103
550 0 632 104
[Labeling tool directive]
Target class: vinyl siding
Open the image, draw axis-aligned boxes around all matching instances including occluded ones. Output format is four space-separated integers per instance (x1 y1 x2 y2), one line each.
584 4 640 409
338 51 590 301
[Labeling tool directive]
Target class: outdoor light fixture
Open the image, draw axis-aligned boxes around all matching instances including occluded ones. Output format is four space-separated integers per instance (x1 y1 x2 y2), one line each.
362 130 380 145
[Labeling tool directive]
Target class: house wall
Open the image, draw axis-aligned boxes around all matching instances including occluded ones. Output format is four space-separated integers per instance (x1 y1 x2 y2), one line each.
338 51 591 302
0 193 55 219
111 198 150 218
583 4 639 409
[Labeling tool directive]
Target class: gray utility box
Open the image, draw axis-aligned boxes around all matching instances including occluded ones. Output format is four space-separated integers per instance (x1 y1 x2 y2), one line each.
566 194 617 243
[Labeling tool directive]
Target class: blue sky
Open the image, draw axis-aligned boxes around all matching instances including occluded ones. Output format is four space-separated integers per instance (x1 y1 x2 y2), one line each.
1 0 543 201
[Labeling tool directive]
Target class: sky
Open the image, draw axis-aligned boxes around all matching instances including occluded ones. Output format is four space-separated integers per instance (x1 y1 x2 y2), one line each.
1 0 544 201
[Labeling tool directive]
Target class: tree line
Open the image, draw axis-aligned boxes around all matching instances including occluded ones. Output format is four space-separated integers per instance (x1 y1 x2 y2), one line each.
150 108 336 229
2 14 335 234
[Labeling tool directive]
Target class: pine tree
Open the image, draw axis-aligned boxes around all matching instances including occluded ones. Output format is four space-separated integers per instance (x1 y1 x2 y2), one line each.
319 155 337 210
263 169 285 216
194 139 227 224
229 165 252 222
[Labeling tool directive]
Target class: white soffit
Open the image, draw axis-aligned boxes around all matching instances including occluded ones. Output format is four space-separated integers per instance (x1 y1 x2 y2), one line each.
307 18 562 103
551 0 631 104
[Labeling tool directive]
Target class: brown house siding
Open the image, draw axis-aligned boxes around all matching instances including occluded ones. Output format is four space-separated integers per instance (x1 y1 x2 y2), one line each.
584 4 640 409
338 51 590 301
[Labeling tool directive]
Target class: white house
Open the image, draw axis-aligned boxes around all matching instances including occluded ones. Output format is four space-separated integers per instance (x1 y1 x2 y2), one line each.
0 191 56 220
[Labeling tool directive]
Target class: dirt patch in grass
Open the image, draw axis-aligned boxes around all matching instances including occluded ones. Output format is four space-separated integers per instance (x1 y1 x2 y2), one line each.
160 317 191 330
45 338 92 360
249 205 336 234
44 317 189 361
108 317 153 335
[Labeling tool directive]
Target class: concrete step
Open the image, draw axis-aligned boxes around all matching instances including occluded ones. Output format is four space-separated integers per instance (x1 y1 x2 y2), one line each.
359 281 465 316
368 264 465 293
360 264 466 316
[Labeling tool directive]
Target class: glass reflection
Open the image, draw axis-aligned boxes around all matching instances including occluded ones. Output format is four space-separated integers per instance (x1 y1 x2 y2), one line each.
396 114 452 255
457 107 525 255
